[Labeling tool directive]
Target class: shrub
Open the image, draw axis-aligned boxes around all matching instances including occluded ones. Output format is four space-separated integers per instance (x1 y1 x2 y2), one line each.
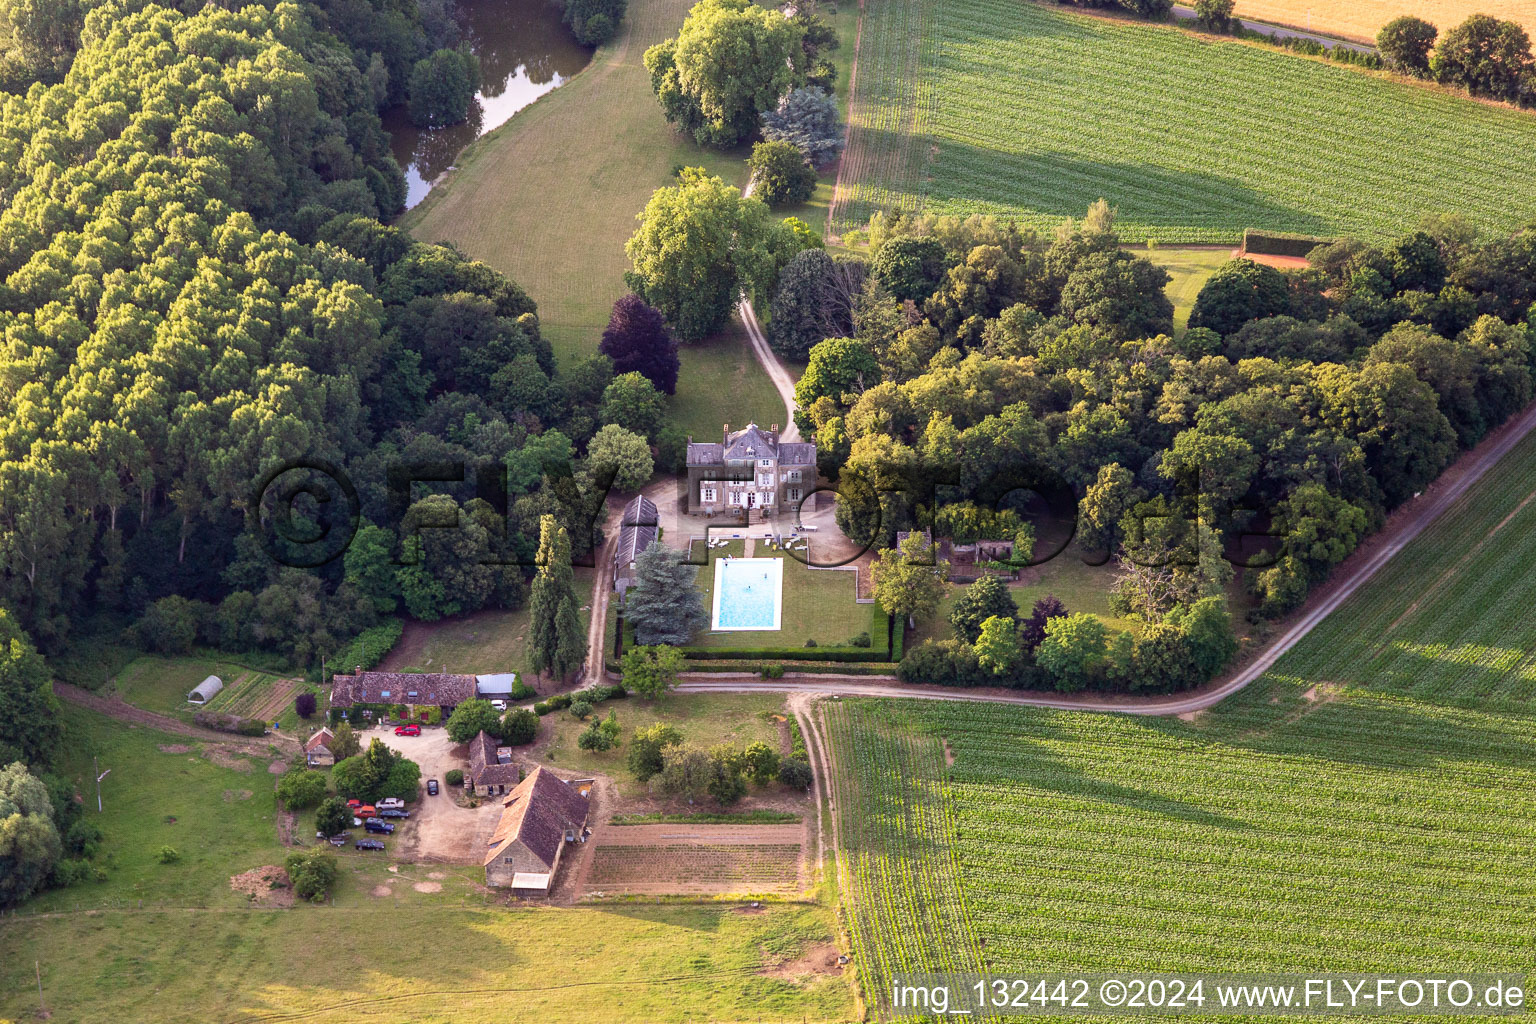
445 769 464 786
294 692 317 719
502 708 539 745
803 638 818 648
284 848 339 902
510 679 538 700
315 797 351 838
157 846 180 864
569 699 593 720
747 140 816 207
778 756 813 789
236 719 267 737
1192 0 1234 31
532 701 553 716
761 663 785 679
743 741 781 786
275 769 328 809
848 631 871 648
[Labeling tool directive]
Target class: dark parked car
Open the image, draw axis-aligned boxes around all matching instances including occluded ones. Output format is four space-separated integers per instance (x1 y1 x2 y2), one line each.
378 809 410 819
427 779 439 796
364 819 395 834
355 839 385 851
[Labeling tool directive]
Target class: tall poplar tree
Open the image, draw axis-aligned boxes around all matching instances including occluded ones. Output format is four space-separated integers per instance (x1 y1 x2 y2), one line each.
528 515 587 681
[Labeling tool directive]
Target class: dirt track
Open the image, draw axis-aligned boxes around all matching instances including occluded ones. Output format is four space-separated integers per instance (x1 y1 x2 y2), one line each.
54 683 299 751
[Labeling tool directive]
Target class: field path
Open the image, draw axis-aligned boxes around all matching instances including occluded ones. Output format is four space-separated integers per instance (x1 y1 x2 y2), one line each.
1169 4 1374 52
53 683 299 751
675 398 1536 715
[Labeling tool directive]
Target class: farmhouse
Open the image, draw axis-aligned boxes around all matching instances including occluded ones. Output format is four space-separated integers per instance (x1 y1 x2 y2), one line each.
304 727 336 767
612 494 659 595
483 767 589 892
329 670 476 717
187 675 223 704
686 422 815 516
467 729 521 796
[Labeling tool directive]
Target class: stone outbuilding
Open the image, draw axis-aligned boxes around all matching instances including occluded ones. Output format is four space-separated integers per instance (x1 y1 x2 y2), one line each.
483 767 589 893
467 730 521 796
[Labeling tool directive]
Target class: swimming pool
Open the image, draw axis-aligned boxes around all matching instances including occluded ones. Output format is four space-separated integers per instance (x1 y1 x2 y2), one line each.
711 557 784 631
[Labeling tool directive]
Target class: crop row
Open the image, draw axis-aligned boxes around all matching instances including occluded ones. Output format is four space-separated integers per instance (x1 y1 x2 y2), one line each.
842 0 1536 242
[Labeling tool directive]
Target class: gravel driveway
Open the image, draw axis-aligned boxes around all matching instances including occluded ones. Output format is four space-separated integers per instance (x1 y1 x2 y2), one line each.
379 727 502 864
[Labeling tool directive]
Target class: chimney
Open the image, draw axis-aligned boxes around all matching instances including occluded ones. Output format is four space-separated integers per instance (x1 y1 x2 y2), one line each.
723 422 730 444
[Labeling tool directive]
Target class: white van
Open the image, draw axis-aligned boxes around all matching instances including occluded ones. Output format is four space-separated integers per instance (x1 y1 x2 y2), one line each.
377 797 405 811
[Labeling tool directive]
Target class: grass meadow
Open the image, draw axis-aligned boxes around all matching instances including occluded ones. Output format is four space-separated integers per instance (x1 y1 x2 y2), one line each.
398 0 855 442
824 421 1536 1021
684 541 877 650
834 0 1536 241
0 702 849 1022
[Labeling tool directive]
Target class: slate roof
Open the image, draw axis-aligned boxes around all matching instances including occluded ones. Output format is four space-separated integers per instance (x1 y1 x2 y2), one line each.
778 442 816 466
615 494 659 568
686 442 724 466
329 671 477 708
483 767 589 869
687 422 817 467
723 423 777 460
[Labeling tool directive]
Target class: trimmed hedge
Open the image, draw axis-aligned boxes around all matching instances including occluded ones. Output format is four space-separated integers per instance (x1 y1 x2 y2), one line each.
193 710 267 735
1243 228 1331 259
683 661 899 676
534 683 627 716
683 647 891 662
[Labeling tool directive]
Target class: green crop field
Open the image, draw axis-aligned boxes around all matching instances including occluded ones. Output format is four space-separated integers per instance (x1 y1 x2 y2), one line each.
833 0 1536 242
824 429 1536 1017
826 691 1536 1021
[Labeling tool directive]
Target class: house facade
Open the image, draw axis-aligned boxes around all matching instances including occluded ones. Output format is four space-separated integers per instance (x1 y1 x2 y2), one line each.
685 423 816 515
483 767 589 892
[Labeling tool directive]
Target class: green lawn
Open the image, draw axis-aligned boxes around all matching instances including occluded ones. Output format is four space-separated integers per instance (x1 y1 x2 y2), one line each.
537 691 788 796
835 0 1536 240
686 542 877 649
385 569 597 676
0 704 848 1022
1149 246 1234 332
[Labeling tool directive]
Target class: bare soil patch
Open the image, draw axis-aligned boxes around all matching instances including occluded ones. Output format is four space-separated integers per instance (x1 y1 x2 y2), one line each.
205 747 255 773
221 789 254 802
412 881 443 893
762 941 844 981
230 866 294 908
267 759 287 774
370 884 393 898
583 823 805 896
158 744 192 754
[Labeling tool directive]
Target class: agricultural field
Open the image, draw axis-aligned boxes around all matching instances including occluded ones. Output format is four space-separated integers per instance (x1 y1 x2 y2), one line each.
0 704 851 1022
824 426 1536 1019
1232 0 1536 44
585 834 804 894
109 656 310 729
833 0 1536 241
826 691 1536 1021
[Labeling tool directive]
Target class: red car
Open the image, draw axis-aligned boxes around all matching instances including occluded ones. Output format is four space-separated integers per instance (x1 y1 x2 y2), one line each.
394 724 420 737
346 799 362 809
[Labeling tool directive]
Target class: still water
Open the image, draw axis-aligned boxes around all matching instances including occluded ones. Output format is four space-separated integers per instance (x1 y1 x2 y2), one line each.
385 0 593 209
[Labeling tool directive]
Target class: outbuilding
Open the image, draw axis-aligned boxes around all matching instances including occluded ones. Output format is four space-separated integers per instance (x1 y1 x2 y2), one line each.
187 675 223 704
483 767 589 892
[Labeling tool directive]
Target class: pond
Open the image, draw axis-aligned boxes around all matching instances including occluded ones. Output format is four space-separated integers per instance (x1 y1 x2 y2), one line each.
385 0 593 209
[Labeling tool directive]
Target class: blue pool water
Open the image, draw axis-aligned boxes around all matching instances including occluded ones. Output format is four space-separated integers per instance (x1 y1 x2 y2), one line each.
712 557 784 631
